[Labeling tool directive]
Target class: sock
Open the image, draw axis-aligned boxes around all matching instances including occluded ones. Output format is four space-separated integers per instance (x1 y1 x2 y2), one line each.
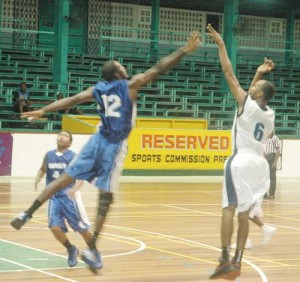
221 246 230 261
25 200 42 217
63 239 72 249
88 231 99 250
233 250 243 263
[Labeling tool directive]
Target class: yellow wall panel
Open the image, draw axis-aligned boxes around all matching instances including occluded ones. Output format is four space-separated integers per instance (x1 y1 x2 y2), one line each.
62 116 229 170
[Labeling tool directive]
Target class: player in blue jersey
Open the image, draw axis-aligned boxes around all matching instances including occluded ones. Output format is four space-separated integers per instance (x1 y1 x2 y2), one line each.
207 24 276 280
11 31 200 274
34 131 92 267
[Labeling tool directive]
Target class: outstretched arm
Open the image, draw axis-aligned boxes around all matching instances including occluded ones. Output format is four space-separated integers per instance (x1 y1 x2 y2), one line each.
21 88 94 120
207 24 246 109
249 57 275 89
128 31 200 101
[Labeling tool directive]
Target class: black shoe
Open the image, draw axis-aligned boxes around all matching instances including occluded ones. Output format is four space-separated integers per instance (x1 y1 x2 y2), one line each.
210 258 241 280
10 212 31 230
266 195 275 199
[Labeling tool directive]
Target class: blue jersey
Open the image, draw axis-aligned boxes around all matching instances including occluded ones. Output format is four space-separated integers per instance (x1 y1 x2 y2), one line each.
93 80 134 143
17 90 30 100
46 149 76 197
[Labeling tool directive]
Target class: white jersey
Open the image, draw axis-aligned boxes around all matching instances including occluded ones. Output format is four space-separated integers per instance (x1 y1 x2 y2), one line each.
223 95 274 212
232 95 275 156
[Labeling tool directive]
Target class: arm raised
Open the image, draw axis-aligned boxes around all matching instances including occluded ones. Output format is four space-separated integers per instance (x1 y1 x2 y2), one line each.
249 57 275 89
207 24 246 108
128 31 200 101
21 88 94 120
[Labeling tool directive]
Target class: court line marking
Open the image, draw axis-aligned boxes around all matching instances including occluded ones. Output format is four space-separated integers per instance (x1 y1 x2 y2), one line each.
101 233 146 257
271 223 300 231
161 204 300 234
0 233 146 273
0 238 78 260
27 258 49 261
117 200 149 206
163 204 221 217
0 266 86 273
107 224 268 282
0 258 77 282
162 204 289 266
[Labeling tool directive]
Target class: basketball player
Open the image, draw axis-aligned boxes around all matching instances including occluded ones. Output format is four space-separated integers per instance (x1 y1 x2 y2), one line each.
207 24 276 280
11 31 200 274
34 131 92 267
230 58 277 250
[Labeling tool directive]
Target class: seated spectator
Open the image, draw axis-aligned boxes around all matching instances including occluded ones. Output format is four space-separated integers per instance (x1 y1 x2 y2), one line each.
12 82 32 113
57 92 83 115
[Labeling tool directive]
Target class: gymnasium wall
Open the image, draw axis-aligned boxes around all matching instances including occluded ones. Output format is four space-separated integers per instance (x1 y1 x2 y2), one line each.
0 132 299 178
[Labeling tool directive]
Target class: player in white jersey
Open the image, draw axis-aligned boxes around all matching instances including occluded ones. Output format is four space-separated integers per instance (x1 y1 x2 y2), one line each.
207 24 276 280
230 59 278 251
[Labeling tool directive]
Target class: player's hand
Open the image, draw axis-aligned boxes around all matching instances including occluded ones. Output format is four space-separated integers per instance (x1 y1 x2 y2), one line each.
182 31 201 54
21 109 45 121
257 57 275 74
207 24 224 46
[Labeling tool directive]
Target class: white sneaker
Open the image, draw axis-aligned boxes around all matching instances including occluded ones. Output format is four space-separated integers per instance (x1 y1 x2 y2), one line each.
262 225 277 246
230 238 252 249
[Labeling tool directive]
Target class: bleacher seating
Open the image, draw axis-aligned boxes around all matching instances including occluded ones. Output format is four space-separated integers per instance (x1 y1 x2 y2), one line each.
0 47 299 137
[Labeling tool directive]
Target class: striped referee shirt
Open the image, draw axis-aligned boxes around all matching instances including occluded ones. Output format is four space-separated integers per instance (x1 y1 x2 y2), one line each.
265 134 281 156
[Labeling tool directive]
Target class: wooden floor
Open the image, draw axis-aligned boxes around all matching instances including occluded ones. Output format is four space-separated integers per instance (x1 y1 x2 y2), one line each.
1 177 300 282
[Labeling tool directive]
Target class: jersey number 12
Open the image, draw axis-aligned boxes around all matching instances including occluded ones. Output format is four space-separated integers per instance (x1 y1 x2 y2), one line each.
101 94 122 118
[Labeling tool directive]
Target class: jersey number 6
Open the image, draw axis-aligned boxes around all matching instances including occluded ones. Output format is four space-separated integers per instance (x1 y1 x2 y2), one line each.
253 123 265 141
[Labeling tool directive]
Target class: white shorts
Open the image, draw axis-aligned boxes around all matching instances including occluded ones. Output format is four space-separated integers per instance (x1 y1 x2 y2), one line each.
222 150 270 216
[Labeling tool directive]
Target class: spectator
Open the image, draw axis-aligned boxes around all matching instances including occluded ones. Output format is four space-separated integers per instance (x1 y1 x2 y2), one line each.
12 82 32 114
264 131 281 199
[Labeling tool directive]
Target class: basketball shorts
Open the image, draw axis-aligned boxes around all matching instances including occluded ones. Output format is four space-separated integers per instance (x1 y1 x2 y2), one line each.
65 132 128 192
48 191 90 233
222 149 270 217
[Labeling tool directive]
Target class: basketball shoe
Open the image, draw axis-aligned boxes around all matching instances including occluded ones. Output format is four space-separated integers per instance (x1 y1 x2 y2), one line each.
67 245 79 267
81 249 103 274
210 258 241 280
10 212 32 230
262 224 277 246
209 258 241 281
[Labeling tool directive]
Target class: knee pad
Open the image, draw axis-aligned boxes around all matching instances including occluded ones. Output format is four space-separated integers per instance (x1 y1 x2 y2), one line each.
97 191 113 217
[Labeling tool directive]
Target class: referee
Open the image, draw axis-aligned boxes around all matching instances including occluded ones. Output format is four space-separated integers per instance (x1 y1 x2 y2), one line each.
264 131 281 199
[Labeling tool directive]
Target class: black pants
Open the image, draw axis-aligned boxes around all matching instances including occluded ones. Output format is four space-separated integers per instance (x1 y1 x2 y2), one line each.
266 153 276 196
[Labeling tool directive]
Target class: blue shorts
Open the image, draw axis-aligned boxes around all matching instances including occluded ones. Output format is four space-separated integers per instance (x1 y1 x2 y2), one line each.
48 194 90 233
65 133 128 192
